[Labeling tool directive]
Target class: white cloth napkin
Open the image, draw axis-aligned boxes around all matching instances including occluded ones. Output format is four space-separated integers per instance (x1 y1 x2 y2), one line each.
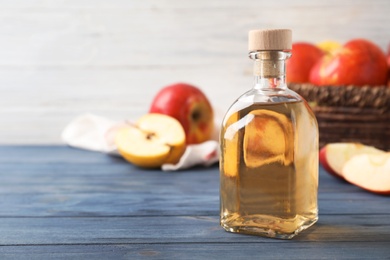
61 114 220 171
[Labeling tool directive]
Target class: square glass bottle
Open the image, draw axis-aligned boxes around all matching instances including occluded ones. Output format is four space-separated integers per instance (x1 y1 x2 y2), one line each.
219 29 319 239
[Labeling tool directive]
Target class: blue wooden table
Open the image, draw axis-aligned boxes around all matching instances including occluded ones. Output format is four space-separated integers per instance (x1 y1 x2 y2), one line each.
0 146 389 259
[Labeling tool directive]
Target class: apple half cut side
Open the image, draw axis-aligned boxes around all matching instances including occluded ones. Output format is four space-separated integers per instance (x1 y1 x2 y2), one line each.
115 114 186 168
342 153 390 195
319 143 384 180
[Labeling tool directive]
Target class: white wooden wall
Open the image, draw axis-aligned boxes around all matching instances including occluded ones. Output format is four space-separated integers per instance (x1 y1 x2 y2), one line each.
1 0 389 144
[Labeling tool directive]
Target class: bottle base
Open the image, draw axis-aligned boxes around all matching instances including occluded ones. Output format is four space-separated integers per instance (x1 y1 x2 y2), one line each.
220 214 318 239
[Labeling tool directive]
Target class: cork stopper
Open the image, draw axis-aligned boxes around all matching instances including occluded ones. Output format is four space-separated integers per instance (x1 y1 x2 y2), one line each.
248 29 292 52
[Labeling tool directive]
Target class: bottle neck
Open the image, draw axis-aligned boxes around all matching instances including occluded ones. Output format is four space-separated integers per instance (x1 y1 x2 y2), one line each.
249 51 290 90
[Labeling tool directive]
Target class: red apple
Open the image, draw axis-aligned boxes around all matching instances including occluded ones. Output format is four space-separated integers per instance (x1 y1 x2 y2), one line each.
387 43 390 66
310 39 388 86
387 43 390 60
387 43 390 86
149 83 214 145
319 143 384 179
342 153 390 195
317 40 341 54
286 42 324 83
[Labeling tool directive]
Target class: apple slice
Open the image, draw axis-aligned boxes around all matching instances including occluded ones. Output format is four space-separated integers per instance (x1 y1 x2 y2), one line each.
342 153 390 195
319 143 384 179
115 114 186 168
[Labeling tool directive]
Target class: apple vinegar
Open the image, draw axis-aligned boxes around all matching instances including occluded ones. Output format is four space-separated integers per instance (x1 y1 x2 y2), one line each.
220 29 319 239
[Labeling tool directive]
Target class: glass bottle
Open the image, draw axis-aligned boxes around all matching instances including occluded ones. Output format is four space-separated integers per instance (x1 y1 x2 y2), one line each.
220 29 319 239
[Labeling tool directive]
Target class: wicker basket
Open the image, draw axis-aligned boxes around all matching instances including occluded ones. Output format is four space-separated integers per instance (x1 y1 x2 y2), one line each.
289 83 390 150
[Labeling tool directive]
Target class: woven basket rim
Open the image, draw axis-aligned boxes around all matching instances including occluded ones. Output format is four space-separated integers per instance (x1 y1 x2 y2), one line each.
288 83 390 111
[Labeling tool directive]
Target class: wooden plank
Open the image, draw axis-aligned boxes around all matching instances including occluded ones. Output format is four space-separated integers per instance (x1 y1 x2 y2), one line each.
0 242 390 260
0 67 247 144
0 162 372 196
0 145 389 258
1 146 389 217
0 215 389 246
0 242 389 260
0 0 389 144
1 191 389 217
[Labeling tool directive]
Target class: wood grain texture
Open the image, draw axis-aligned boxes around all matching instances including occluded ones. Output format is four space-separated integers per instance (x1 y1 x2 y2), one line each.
1 215 390 245
0 146 390 258
0 0 389 144
1 243 389 260
0 146 389 217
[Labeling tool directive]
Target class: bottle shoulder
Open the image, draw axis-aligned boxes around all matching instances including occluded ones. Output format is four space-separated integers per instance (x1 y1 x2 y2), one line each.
239 87 302 103
222 88 316 127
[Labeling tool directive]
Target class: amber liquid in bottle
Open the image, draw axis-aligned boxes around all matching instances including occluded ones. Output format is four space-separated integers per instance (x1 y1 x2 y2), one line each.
220 44 319 239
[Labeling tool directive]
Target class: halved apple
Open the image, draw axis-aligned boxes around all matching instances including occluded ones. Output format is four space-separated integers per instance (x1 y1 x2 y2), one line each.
115 113 186 168
342 153 390 195
319 143 384 179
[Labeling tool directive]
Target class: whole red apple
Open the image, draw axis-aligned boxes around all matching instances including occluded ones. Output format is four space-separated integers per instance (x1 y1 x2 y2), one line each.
149 83 214 145
310 39 388 86
286 42 324 83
